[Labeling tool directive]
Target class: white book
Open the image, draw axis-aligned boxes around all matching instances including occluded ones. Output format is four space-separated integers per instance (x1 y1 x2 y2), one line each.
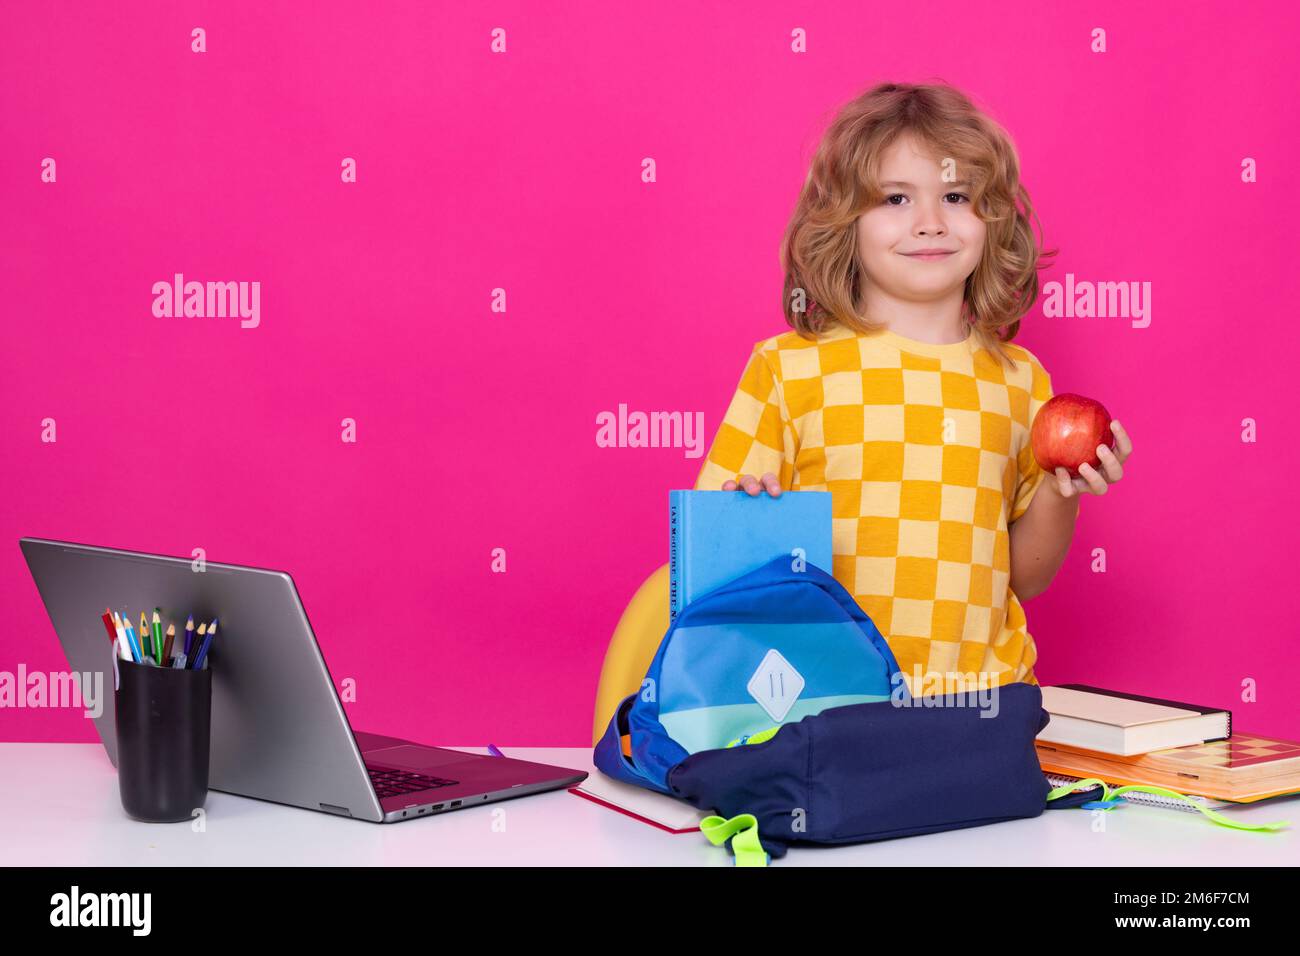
1037 684 1230 756
572 772 713 833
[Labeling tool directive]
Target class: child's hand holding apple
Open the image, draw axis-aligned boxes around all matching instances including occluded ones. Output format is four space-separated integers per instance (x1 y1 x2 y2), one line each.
1031 393 1133 499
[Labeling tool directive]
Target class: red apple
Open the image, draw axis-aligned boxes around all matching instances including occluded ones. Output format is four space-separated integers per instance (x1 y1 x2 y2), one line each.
1030 393 1115 478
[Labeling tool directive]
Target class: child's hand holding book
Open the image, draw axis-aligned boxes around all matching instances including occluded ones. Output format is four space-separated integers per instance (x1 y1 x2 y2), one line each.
722 472 783 497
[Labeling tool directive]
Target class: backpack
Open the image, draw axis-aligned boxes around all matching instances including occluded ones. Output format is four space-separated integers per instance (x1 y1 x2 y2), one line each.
594 556 1287 865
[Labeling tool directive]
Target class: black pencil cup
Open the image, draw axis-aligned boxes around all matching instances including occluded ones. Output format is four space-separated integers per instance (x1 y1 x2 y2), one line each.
114 659 212 823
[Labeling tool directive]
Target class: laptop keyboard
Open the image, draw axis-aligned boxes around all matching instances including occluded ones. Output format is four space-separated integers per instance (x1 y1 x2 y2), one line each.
367 767 460 800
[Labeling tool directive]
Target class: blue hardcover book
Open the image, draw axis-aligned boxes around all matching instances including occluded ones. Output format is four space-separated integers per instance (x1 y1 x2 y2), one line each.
669 489 833 620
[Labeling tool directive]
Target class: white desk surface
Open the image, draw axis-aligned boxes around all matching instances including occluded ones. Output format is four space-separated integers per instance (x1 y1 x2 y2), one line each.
2 743 1296 866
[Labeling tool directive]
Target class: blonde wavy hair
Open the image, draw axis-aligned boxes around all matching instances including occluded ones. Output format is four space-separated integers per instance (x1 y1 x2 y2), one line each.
780 81 1057 369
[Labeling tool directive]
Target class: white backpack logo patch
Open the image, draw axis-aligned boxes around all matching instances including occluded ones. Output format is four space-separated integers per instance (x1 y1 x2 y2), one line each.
747 648 805 722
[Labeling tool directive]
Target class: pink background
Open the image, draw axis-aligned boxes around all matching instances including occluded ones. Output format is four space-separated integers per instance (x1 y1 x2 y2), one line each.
3 2 1298 745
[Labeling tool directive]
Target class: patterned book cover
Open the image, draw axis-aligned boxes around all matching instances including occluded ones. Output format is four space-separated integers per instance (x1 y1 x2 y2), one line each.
1043 733 1300 777
1134 734 1300 777
1037 734 1300 803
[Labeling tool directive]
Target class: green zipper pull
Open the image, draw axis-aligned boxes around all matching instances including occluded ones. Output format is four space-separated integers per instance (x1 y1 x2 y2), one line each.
701 813 769 866
1048 777 1289 832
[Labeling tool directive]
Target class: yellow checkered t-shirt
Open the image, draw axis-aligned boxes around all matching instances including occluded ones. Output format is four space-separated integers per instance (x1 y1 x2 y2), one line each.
694 323 1054 696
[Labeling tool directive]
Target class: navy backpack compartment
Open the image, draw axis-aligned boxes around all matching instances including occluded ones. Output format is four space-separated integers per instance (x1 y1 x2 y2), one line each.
667 682 1057 859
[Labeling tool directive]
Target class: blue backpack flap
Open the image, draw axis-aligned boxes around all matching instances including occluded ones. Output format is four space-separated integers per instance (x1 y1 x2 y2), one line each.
595 556 907 796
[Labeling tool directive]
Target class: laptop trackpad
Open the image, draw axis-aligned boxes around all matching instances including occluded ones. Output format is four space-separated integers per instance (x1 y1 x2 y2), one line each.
365 744 480 771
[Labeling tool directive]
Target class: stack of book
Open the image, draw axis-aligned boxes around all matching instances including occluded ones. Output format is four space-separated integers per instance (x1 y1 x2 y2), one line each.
1036 684 1300 807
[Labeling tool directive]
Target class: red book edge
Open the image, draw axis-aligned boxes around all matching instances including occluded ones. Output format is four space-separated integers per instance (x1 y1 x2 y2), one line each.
567 787 700 835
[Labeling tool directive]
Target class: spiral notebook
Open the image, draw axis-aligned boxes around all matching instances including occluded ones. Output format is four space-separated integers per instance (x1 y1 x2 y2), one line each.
1043 773 1236 813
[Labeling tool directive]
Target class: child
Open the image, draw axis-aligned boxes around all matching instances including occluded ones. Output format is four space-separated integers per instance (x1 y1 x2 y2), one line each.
694 82 1133 697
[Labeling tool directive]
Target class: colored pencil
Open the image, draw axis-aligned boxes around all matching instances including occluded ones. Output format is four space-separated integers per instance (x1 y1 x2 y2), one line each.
192 619 217 670
190 622 207 669
152 609 163 662
122 616 142 663
162 623 176 665
101 609 117 644
111 611 131 661
184 615 195 658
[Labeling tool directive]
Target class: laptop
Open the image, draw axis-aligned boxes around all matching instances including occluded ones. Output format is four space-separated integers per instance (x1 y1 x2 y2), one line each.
20 537 587 823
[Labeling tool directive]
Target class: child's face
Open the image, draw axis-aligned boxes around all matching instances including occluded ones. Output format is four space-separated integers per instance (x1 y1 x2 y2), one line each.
854 133 986 306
